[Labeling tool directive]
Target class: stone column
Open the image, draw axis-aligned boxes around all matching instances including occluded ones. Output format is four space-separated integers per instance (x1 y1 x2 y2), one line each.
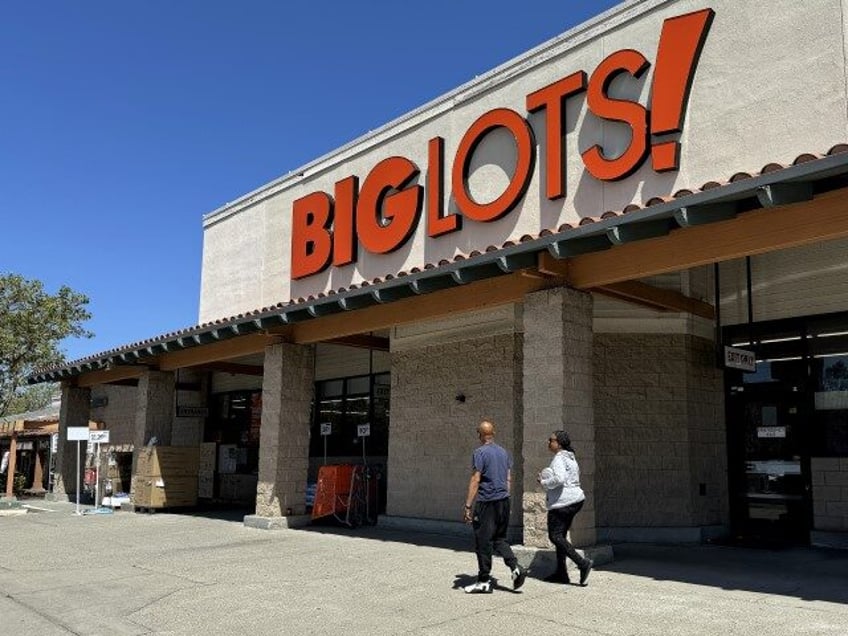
53 384 91 499
522 286 596 548
247 342 314 529
131 370 175 495
133 370 176 450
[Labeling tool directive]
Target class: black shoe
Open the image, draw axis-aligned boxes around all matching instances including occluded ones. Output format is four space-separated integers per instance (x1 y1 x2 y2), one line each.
578 559 593 586
511 565 527 590
543 571 569 584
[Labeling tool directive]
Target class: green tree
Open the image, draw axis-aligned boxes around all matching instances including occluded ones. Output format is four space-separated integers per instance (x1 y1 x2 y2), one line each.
0 273 93 418
4 382 58 415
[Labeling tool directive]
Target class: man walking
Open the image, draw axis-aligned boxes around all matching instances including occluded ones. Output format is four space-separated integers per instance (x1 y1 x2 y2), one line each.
462 419 527 593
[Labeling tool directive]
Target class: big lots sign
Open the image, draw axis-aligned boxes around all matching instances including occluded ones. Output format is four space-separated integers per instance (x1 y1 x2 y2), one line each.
292 8 714 280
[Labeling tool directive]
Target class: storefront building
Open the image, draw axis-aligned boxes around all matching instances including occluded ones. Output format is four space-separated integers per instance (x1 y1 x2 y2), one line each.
1 406 58 496
32 0 848 549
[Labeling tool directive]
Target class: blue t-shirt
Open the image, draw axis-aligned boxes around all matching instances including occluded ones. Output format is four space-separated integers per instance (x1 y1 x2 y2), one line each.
472 442 512 502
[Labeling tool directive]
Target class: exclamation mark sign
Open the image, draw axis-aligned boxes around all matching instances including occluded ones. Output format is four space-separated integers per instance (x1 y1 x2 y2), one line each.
650 8 715 172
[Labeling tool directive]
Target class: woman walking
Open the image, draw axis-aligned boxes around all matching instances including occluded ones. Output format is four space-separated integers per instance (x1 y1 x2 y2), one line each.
538 430 593 585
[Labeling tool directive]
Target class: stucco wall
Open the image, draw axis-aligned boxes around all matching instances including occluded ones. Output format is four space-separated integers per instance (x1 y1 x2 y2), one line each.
199 0 848 323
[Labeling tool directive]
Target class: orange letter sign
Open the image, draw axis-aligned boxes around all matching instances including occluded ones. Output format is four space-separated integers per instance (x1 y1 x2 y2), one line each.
291 191 334 280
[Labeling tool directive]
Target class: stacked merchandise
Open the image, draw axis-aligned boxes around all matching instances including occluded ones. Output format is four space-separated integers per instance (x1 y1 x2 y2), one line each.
133 446 200 510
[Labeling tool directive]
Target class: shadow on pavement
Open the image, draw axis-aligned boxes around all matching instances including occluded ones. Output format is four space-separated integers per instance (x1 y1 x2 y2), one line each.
299 520 475 553
297 522 848 604
451 573 523 594
166 503 255 523
605 543 848 605
23 496 846 605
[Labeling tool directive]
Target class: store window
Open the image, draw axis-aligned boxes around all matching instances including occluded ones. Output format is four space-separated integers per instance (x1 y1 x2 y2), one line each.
727 314 848 458
811 352 848 457
309 373 390 459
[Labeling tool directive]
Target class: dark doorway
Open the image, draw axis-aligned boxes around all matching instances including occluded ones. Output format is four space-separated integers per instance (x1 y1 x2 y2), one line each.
726 358 810 544
724 311 848 545
308 372 390 515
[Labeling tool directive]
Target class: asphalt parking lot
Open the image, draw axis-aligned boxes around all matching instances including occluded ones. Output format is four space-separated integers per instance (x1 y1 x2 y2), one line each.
2 500 847 635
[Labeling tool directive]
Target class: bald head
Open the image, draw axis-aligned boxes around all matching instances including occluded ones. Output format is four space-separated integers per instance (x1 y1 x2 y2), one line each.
477 420 495 440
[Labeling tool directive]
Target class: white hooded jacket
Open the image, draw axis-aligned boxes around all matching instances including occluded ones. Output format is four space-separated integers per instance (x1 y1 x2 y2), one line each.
539 450 585 510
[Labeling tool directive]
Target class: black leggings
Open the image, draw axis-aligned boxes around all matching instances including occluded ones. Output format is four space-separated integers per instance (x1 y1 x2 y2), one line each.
547 500 587 569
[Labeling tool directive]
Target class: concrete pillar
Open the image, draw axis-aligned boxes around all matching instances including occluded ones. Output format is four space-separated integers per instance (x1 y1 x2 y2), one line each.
53 384 90 498
248 342 314 529
522 286 596 548
131 370 175 496
133 370 176 450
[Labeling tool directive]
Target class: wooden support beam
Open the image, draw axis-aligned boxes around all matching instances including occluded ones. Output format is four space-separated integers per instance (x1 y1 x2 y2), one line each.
158 333 286 371
291 272 562 344
592 281 715 319
536 251 569 278
566 189 848 289
76 365 148 388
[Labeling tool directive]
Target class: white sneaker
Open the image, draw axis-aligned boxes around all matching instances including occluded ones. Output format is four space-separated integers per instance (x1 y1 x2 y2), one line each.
463 580 492 594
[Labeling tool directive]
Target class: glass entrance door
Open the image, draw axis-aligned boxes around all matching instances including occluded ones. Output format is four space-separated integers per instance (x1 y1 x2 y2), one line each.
724 316 816 545
725 312 848 545
727 359 810 544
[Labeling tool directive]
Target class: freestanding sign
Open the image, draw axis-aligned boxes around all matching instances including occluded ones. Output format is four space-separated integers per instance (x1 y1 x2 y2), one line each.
357 423 371 464
89 430 110 508
320 422 332 465
67 427 89 441
67 427 89 515
88 430 110 444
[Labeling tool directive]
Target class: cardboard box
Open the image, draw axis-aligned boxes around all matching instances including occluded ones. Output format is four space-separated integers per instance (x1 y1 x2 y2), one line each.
134 476 198 508
136 446 200 478
133 446 200 509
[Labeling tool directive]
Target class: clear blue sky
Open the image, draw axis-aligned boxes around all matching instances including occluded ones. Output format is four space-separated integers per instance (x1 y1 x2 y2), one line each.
0 0 620 362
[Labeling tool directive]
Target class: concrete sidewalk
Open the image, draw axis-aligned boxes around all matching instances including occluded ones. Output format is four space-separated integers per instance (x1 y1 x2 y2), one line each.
1 500 847 635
